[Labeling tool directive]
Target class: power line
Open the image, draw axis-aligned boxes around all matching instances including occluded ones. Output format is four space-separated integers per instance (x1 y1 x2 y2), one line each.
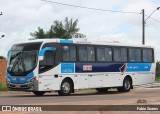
41 0 141 14
145 14 160 23
42 0 160 24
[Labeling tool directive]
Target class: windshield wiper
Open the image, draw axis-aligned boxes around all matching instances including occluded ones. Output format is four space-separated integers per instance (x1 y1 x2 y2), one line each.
20 54 26 71
10 52 22 72
10 52 22 62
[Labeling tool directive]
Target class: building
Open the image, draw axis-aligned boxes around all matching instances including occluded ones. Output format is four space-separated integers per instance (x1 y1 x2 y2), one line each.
0 59 6 84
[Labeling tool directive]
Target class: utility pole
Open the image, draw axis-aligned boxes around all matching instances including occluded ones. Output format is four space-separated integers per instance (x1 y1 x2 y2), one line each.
142 9 145 45
142 7 160 45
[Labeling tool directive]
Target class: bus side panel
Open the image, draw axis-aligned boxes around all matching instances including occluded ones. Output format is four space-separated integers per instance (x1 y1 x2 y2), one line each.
38 75 60 91
102 73 124 87
76 74 88 89
127 63 155 85
38 64 62 91
38 64 81 91
88 74 103 88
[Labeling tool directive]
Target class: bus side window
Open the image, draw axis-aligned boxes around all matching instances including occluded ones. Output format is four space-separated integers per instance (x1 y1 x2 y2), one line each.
87 46 95 61
97 47 105 62
79 46 87 61
105 47 112 62
147 50 153 62
113 47 127 62
142 49 153 62
62 46 76 61
113 48 121 62
129 48 141 62
121 48 127 62
136 49 141 62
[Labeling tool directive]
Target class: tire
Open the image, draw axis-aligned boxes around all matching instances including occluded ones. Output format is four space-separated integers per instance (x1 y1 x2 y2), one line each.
117 77 132 92
58 79 72 96
33 91 45 96
96 88 108 93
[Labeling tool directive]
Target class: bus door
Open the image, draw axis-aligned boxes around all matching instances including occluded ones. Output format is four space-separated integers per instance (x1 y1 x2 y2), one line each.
38 47 56 91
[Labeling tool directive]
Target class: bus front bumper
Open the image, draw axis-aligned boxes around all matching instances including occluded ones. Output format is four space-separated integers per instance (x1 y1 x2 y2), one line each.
7 81 38 91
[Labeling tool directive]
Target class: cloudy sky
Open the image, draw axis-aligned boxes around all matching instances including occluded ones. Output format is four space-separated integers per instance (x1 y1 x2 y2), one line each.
0 0 160 60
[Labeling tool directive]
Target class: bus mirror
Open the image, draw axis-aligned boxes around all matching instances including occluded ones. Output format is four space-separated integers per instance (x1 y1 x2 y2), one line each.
39 56 44 61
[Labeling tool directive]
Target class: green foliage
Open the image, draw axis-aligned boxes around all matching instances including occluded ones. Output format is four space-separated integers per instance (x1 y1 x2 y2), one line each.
0 82 8 91
156 61 160 81
156 61 160 73
0 56 5 59
30 17 80 39
30 27 48 39
156 61 160 72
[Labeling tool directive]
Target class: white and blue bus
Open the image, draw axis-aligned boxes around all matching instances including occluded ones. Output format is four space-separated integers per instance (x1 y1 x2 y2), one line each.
6 39 156 96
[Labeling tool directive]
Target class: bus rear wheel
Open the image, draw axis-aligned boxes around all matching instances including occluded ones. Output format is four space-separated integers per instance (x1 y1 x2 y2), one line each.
96 88 108 93
33 91 45 96
117 77 132 92
58 79 72 96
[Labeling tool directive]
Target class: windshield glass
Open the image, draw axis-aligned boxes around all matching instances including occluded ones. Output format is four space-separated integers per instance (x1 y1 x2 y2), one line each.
7 50 38 76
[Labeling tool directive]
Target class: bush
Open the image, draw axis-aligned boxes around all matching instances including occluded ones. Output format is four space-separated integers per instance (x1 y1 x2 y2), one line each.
156 75 160 82
0 82 8 91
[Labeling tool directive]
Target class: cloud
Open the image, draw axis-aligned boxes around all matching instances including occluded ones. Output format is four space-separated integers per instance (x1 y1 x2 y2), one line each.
0 0 160 60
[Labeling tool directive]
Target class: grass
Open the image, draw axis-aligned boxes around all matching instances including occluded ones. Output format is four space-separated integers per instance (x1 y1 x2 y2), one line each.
0 82 8 91
151 86 160 88
156 76 160 82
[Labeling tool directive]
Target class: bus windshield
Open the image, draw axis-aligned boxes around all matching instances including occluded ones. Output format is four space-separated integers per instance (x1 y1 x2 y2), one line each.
7 50 38 76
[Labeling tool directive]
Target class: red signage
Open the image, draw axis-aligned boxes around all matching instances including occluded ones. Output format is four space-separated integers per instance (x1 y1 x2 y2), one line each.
83 65 92 71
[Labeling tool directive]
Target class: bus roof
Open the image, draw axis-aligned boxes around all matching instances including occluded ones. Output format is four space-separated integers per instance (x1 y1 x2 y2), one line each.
18 38 153 48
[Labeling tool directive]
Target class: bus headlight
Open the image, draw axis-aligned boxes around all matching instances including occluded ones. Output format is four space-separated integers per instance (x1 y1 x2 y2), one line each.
27 77 36 83
7 78 10 82
12 77 16 81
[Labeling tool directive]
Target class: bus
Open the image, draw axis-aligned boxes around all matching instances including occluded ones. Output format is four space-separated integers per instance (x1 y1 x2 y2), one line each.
6 39 156 96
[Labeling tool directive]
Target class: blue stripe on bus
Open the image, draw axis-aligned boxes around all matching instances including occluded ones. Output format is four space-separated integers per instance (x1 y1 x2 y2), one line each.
7 50 10 57
74 63 152 73
39 47 56 56
126 63 151 72
75 63 124 73
60 39 73 44
7 72 34 84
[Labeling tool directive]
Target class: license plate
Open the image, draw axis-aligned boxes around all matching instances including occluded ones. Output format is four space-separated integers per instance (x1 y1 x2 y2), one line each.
15 85 21 88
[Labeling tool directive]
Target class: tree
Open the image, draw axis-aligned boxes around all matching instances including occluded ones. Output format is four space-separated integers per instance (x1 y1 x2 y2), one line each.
156 61 160 81
50 20 66 38
0 56 5 59
30 27 48 39
63 17 79 39
30 17 80 39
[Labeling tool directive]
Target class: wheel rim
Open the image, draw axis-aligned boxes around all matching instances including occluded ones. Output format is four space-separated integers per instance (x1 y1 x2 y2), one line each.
124 80 130 90
62 82 70 93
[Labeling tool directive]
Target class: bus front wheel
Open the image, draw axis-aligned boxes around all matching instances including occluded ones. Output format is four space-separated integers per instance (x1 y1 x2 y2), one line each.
33 91 45 96
117 77 132 92
58 79 72 96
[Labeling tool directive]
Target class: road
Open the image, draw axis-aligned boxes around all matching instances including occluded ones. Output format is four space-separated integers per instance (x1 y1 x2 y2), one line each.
0 88 160 105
